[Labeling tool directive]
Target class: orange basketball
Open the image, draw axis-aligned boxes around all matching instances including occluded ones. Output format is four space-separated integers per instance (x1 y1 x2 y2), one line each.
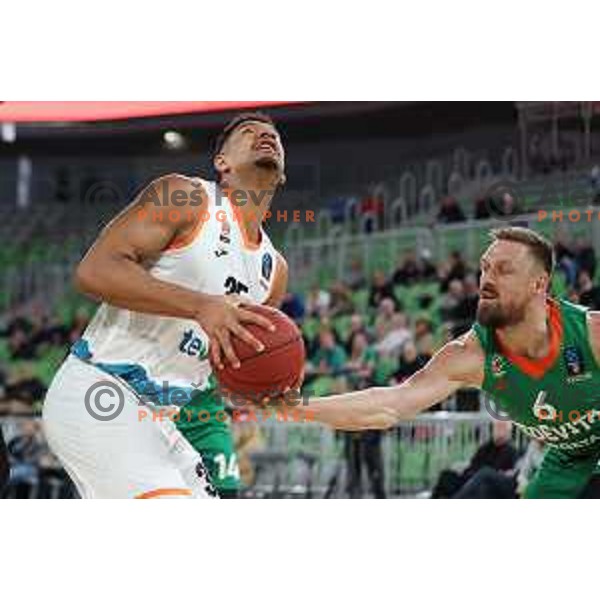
211 305 305 402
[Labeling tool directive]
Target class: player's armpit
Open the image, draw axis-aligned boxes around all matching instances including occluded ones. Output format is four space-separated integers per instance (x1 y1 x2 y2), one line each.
304 330 485 431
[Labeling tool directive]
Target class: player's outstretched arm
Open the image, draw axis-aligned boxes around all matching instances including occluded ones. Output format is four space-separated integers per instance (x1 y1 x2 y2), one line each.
304 332 484 431
74 174 274 368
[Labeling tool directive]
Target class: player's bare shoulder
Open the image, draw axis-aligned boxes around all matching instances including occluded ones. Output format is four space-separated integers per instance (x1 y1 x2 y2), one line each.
435 329 485 389
137 173 209 212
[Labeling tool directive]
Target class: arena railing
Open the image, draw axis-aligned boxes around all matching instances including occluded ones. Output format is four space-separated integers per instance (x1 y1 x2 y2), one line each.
1 412 528 499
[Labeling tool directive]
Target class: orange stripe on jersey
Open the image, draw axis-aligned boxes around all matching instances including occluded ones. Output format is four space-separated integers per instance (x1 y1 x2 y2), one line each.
225 189 263 251
495 299 563 379
135 488 193 499
164 215 208 252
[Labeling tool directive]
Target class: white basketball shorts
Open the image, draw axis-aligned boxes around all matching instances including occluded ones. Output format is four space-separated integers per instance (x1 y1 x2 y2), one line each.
42 355 217 499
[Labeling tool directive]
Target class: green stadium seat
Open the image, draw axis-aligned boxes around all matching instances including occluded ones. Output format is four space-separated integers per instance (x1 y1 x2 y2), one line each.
301 317 321 342
373 356 397 386
307 376 335 397
351 289 369 313
332 315 352 342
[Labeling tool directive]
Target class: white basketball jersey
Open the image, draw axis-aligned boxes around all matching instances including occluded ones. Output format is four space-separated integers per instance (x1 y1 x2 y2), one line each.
72 179 279 404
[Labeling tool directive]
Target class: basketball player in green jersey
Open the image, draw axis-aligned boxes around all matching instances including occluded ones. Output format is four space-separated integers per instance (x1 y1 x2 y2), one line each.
304 227 600 498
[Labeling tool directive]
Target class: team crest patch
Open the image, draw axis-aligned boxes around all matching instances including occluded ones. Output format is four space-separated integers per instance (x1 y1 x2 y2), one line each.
564 346 586 379
262 253 273 281
491 355 506 378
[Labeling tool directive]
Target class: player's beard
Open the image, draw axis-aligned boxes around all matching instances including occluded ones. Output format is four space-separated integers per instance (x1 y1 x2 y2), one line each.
476 298 527 328
254 155 280 171
253 156 285 189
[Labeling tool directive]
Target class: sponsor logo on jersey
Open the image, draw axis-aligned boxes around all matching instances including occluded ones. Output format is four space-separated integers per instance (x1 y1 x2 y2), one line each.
563 345 591 383
215 220 232 257
491 355 506 378
219 220 231 244
179 329 208 360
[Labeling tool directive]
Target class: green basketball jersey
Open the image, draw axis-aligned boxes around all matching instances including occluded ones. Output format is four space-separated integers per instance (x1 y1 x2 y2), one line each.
176 378 241 494
473 299 600 456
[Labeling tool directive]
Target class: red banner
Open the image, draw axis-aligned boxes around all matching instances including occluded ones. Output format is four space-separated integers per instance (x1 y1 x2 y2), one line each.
0 101 301 123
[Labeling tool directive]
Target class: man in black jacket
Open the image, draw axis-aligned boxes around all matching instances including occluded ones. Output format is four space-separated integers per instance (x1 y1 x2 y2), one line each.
0 426 9 495
431 420 518 498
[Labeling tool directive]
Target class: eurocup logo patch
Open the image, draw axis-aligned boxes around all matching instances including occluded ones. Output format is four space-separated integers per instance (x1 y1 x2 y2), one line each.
262 252 273 281
564 346 585 378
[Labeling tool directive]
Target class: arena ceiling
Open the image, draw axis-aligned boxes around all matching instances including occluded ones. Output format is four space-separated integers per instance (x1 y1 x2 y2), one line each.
0 101 303 123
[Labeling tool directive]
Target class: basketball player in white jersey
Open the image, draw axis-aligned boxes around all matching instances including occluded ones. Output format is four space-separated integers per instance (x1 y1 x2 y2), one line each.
43 113 289 499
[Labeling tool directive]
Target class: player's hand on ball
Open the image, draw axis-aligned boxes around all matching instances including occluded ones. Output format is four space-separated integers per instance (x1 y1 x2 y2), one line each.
196 295 275 370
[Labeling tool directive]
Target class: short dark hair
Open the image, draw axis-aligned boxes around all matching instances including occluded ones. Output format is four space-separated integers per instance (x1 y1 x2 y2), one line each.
490 227 555 276
214 111 276 156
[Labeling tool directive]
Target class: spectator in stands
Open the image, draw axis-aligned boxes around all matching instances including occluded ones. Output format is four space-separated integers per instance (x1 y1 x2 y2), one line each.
419 249 438 281
5 420 43 498
360 194 385 233
343 258 367 291
328 282 355 317
591 165 600 204
0 427 8 495
392 251 420 286
474 195 492 220
555 238 578 288
374 298 397 337
306 285 331 318
344 429 386 499
454 437 543 499
439 250 467 292
346 332 377 390
374 312 412 359
345 314 370 354
8 328 36 361
415 318 436 359
308 329 347 378
437 196 466 224
368 270 396 309
440 279 465 324
577 270 600 310
392 341 429 384
4 363 46 414
449 273 479 336
280 291 306 322
30 314 68 350
573 239 597 279
431 420 518 499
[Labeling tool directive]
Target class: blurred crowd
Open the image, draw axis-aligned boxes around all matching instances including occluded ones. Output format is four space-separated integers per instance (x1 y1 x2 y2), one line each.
0 309 89 415
281 236 599 396
0 231 599 498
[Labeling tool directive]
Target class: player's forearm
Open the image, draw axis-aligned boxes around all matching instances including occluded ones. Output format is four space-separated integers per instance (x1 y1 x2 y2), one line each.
75 255 209 320
304 386 418 431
